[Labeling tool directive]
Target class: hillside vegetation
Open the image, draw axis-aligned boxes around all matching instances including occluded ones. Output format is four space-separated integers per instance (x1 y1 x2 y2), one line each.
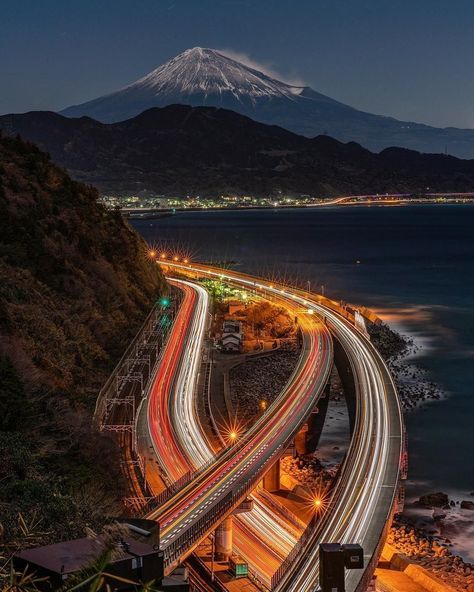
0 133 166 548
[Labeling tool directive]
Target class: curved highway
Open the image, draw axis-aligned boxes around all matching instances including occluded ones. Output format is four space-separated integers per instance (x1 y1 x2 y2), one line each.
160 261 403 592
143 278 301 583
144 275 333 575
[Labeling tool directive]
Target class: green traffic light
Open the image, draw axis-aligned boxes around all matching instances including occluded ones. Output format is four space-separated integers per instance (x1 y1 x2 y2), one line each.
160 297 170 307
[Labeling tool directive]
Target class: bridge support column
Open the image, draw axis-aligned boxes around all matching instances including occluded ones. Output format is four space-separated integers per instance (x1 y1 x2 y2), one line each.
294 423 309 456
215 516 233 561
306 379 331 453
263 459 280 492
333 338 357 436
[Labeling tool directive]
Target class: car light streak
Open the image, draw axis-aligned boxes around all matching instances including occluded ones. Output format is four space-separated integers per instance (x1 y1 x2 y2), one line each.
143 279 301 582
160 262 403 592
144 274 333 580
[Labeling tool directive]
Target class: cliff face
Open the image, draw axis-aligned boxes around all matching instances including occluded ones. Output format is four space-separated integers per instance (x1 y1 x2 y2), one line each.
0 133 166 543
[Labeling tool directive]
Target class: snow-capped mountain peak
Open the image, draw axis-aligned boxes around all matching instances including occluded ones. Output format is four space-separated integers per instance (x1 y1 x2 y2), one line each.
126 47 304 103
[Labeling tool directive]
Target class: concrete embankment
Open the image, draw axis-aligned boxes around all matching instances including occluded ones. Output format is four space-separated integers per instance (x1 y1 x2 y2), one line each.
375 543 460 592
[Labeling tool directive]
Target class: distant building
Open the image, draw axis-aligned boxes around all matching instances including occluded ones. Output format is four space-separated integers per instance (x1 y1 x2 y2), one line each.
223 320 241 334
222 333 242 352
221 319 243 352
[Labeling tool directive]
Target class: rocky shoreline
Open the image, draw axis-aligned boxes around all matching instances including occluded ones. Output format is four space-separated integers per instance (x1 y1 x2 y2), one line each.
388 520 474 591
368 321 474 588
368 322 445 410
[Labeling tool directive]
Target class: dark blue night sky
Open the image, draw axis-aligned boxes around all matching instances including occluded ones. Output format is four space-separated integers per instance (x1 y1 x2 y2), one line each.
2 0 474 128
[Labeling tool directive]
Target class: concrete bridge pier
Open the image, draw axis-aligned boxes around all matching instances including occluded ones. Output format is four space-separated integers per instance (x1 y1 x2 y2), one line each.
333 338 357 436
263 458 280 492
215 516 233 561
293 423 308 456
214 498 253 561
306 380 331 453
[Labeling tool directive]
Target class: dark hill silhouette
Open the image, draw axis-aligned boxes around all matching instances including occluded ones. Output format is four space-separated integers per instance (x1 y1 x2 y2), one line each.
2 105 474 196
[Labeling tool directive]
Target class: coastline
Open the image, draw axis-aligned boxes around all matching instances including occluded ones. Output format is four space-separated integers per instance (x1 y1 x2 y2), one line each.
117 197 474 218
368 316 474 570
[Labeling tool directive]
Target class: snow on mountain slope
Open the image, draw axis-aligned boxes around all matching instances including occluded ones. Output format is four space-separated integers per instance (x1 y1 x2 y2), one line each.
129 47 304 102
59 47 474 158
60 47 338 123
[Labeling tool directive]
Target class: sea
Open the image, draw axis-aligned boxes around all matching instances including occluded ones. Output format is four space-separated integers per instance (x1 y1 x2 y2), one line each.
132 204 474 558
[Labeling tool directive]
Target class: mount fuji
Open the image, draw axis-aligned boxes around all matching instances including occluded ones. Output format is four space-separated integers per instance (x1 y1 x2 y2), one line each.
61 47 474 158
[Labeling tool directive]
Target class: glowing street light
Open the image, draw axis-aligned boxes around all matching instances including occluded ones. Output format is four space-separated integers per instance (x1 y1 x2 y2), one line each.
160 253 167 259
149 249 157 258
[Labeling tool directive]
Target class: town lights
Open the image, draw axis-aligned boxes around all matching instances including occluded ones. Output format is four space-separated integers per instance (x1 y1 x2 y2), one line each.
149 249 156 258
160 253 167 259
173 255 179 262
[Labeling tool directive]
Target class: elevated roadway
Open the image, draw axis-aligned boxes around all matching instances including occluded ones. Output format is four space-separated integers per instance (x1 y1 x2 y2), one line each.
143 275 333 575
146 279 306 584
161 261 404 592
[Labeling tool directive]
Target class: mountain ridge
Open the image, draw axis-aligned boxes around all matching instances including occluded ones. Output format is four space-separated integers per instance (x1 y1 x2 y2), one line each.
58 47 474 158
3 104 474 197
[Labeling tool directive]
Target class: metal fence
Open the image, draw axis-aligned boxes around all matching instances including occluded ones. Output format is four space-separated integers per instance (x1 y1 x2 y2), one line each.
94 289 182 430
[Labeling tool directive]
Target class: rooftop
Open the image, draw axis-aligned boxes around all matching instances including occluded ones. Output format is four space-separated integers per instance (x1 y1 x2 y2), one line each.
16 536 156 575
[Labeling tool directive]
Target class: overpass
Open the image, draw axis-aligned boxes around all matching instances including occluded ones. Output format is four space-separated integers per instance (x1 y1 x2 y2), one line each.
140 278 318 586
140 272 333 576
159 261 404 592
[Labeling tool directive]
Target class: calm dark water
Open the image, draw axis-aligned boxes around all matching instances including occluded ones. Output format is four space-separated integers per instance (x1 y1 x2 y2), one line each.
133 205 474 500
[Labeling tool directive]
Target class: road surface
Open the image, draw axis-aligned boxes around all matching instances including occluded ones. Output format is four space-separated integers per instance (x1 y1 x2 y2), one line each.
161 261 403 592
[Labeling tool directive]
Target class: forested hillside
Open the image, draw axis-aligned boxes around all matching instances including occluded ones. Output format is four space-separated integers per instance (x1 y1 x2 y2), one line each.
0 133 166 546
